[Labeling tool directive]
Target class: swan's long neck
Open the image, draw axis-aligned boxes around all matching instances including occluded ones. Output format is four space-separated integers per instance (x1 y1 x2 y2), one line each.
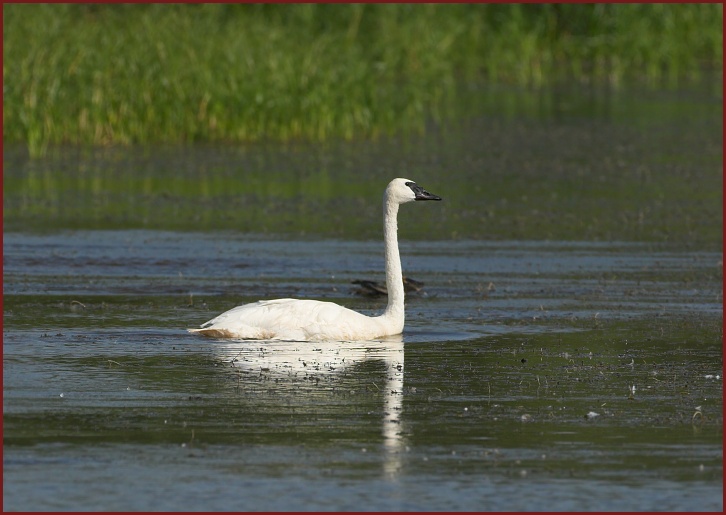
382 194 405 330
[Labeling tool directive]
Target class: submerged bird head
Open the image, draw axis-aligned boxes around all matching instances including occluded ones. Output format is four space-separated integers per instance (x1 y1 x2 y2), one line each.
387 178 442 204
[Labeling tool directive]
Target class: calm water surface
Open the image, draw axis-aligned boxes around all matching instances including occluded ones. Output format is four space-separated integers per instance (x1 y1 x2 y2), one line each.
3 83 723 511
3 232 722 511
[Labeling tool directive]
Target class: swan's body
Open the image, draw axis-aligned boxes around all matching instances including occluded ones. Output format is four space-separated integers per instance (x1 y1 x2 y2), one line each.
188 178 441 341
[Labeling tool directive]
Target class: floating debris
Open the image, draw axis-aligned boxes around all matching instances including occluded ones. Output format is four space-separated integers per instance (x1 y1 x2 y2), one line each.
69 300 86 312
585 411 600 420
692 406 704 425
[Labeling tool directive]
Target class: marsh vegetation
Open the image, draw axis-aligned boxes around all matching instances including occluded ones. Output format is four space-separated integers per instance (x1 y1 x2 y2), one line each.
4 3 722 156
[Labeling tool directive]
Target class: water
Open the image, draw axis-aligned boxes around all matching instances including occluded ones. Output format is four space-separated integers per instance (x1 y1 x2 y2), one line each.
3 82 723 511
3 231 722 511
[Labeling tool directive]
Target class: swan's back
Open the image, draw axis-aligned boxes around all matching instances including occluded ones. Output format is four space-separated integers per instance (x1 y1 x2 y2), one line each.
188 298 391 341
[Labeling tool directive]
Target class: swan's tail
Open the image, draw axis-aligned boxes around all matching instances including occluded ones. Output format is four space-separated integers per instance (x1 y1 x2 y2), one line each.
187 327 240 338
188 327 278 339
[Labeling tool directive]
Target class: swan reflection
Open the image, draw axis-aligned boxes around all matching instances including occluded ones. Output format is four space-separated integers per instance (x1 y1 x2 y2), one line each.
214 336 405 478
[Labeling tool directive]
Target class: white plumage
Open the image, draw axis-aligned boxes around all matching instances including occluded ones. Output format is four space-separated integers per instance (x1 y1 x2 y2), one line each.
188 178 441 341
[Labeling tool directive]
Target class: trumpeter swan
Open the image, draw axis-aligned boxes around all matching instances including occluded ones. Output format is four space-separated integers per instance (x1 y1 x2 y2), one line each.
188 178 441 341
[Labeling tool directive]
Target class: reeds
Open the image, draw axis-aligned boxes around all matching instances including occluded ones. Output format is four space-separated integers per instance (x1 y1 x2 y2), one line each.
4 4 722 156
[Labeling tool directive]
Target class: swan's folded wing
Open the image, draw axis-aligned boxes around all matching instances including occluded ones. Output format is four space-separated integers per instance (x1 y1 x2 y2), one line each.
188 298 387 341
187 299 299 339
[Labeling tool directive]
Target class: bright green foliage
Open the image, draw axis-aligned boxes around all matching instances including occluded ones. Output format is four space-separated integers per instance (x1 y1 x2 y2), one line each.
4 4 722 156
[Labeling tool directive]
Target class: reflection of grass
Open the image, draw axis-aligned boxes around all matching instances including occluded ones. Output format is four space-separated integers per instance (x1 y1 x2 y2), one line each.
3 96 722 247
4 4 722 156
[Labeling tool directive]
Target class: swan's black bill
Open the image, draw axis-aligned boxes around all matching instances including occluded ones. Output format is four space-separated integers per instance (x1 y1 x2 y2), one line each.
406 182 442 201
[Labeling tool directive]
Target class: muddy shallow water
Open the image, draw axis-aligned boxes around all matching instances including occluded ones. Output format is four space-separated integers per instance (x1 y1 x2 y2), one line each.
3 230 722 511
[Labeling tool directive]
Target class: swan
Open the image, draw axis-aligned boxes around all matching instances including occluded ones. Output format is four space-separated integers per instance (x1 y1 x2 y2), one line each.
188 178 441 341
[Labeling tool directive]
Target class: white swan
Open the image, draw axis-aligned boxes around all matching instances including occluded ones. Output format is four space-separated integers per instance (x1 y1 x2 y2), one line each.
188 178 441 341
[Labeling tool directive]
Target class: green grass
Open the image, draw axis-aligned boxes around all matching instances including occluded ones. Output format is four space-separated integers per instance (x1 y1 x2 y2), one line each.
3 3 723 156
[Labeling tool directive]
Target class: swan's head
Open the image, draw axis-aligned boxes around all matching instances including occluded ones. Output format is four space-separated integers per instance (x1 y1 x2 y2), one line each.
386 178 442 205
